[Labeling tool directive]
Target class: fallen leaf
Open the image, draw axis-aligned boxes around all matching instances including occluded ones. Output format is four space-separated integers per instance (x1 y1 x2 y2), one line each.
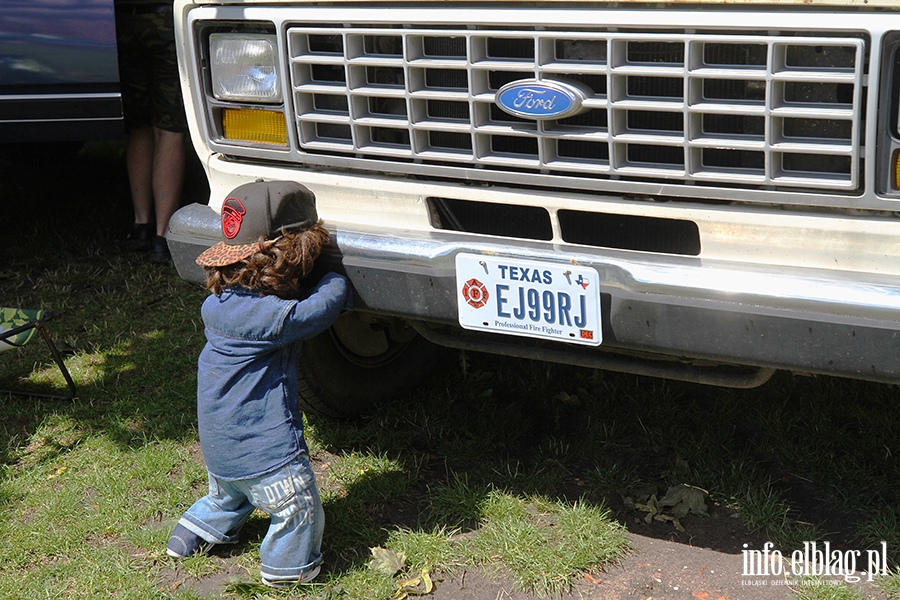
393 568 434 599
47 466 68 480
584 573 602 585
653 513 685 532
553 391 581 406
659 484 709 518
627 483 659 503
636 494 660 524
367 546 406 575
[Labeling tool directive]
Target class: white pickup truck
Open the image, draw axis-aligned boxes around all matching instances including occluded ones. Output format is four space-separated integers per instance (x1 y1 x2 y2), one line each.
167 0 900 417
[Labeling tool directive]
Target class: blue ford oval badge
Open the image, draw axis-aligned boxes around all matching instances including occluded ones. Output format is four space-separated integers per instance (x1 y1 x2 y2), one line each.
495 78 592 120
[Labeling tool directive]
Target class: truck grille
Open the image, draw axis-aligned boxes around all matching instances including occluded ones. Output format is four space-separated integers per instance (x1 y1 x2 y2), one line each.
287 27 864 191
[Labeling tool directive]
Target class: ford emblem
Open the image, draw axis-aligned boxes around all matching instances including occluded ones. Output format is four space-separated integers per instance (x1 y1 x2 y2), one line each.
495 78 593 121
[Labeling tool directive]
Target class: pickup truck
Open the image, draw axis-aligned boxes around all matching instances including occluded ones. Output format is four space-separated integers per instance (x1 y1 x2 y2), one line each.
0 0 122 144
166 0 900 417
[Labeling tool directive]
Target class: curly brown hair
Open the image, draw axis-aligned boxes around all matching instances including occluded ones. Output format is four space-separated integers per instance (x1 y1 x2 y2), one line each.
205 222 331 298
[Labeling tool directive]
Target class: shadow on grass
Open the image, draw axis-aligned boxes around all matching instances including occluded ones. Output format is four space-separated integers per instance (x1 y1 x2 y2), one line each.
0 276 206 460
304 353 900 577
0 141 210 468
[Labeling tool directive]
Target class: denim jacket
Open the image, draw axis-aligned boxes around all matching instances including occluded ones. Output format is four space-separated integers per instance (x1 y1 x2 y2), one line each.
197 272 351 480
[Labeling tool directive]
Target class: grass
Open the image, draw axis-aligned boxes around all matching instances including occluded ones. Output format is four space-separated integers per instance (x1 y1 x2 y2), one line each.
465 493 629 595
858 507 900 567
1 142 900 599
794 577 868 600
879 571 900 598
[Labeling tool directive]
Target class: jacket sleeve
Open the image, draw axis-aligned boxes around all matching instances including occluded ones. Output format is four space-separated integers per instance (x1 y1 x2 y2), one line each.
280 272 353 344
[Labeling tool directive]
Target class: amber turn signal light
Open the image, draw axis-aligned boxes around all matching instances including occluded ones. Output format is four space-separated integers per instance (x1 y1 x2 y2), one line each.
222 108 288 145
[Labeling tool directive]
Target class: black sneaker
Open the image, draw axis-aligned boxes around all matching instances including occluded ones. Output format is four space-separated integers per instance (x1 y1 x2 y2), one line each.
166 524 215 558
150 235 171 265
165 523 243 558
124 223 154 252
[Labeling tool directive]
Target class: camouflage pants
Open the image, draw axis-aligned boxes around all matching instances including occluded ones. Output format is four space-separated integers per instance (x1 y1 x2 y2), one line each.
116 7 187 133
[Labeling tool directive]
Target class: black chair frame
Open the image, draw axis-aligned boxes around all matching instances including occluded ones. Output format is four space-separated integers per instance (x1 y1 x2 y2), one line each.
0 313 77 401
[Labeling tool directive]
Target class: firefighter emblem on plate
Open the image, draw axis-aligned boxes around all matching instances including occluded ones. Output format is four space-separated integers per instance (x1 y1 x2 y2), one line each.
461 278 489 309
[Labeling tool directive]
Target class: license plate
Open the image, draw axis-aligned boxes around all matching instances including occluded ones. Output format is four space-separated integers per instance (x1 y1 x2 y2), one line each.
455 253 602 346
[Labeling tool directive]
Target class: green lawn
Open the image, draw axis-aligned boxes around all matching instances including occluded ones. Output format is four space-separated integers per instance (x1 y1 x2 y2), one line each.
1 142 899 599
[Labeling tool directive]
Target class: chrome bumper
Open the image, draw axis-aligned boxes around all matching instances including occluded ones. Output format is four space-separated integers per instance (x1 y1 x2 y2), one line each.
337 226 900 383
168 204 900 383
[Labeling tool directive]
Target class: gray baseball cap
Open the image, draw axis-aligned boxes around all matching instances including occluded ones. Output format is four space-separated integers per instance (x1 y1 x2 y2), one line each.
195 181 317 267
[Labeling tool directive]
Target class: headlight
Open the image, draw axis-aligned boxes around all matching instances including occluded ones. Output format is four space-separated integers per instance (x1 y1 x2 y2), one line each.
210 33 282 103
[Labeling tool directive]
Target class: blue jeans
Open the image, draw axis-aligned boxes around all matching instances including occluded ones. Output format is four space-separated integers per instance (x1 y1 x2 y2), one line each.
177 454 324 582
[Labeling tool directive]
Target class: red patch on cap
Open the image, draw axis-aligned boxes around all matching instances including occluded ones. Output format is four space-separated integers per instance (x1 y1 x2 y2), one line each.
221 197 246 240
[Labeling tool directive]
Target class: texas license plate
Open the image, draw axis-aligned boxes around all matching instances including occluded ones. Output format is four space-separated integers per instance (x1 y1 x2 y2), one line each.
455 253 602 346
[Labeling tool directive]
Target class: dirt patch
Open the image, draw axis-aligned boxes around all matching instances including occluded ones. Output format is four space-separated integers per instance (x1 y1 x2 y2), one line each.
428 534 788 600
591 533 791 600
431 532 889 600
158 561 250 598
426 496 892 600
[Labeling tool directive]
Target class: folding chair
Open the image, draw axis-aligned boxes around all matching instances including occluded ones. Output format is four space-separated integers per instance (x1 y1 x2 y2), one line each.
0 307 77 400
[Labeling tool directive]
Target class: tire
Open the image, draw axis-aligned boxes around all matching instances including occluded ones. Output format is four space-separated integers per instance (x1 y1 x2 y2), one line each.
297 312 445 419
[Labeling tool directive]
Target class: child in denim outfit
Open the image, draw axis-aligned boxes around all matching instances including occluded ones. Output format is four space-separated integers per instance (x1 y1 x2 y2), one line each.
166 181 351 588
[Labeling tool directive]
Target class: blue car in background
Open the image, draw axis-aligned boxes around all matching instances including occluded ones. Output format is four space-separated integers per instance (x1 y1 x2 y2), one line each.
0 0 122 143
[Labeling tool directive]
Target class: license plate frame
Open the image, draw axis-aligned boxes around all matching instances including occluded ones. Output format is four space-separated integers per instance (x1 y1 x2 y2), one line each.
455 253 602 346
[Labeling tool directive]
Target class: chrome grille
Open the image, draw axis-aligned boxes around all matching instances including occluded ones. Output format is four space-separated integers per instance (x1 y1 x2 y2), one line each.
287 28 864 191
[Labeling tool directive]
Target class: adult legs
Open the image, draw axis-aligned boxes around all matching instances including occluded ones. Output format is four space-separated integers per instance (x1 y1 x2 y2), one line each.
126 125 185 237
151 126 185 237
125 126 154 227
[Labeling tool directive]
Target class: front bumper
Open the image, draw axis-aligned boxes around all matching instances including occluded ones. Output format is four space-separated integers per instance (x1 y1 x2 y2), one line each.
169 202 900 384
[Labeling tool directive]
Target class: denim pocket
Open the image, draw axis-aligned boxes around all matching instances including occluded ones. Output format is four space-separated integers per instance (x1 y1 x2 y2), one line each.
251 466 298 513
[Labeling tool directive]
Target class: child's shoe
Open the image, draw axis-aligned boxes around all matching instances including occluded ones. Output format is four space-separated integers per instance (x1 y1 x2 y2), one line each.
166 523 229 558
261 565 321 588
